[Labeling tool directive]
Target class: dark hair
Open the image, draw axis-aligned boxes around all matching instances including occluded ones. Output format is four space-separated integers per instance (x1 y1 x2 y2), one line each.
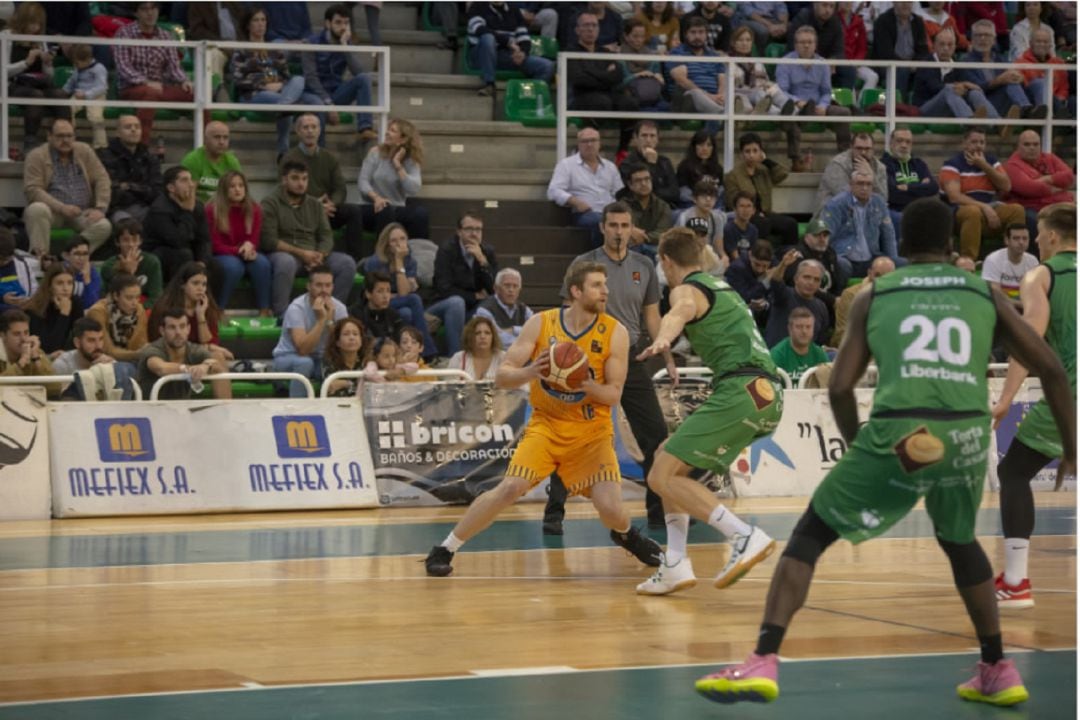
0 226 13 257
852 131 874 144
240 6 268 40
601 201 632 224
457 210 483 229
364 270 392 293
1005 223 1029 236
692 179 719 197
1038 202 1076 243
65 235 89 253
70 44 93 64
624 162 651 180
109 272 141 296
148 261 219 341
461 316 503 355
901 197 954 256
749 239 774 261
280 159 308 176
739 132 763 151
23 264 75 318
72 316 103 338
683 15 708 31
0 309 30 332
963 126 987 139
657 227 701 268
680 130 723 191
633 119 659 136
623 16 645 35
398 325 425 348
113 217 143 241
163 165 190 188
159 307 188 325
324 3 350 22
732 190 756 206
324 317 370 372
308 264 334 280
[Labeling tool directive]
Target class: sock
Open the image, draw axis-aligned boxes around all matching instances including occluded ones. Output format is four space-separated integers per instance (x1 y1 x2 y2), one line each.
614 523 631 536
755 623 786 656
664 513 690 563
708 504 752 539
979 633 1004 664
1003 538 1030 586
442 532 464 553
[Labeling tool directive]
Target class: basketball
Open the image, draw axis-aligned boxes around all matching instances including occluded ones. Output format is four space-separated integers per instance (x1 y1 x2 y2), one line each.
547 341 589 390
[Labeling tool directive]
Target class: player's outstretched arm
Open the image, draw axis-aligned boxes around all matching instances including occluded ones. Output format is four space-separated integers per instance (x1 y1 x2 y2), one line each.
992 286 1076 483
991 266 1051 427
637 285 698 361
495 313 550 389
584 322 629 407
828 288 873 445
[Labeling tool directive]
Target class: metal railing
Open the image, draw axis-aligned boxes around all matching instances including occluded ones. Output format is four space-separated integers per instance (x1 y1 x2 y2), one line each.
556 52 1076 169
149 371 314 400
0 32 391 160
0 373 143 399
652 365 794 389
321 368 474 396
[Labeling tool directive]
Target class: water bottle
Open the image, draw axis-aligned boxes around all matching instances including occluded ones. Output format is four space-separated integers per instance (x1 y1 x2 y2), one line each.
187 372 204 395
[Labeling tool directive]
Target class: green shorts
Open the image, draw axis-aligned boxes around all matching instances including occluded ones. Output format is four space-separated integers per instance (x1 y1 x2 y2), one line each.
663 374 784 475
1015 393 1071 460
811 415 992 545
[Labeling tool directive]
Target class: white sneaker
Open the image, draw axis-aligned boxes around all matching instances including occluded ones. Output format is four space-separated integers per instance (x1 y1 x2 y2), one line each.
714 526 776 589
636 555 697 595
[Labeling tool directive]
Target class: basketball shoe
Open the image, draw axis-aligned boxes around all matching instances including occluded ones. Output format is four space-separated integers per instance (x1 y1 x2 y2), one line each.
636 555 697 595
957 659 1030 706
714 526 776 589
611 526 663 566
994 573 1034 609
695 652 779 703
425 546 454 577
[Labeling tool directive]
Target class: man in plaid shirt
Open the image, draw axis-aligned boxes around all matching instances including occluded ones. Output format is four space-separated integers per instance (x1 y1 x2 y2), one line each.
113 2 194 145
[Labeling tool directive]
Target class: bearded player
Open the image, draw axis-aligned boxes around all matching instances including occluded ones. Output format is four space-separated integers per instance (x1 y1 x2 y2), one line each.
425 260 663 577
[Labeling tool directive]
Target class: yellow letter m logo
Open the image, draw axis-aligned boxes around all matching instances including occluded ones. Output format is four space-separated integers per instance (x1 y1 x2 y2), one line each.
285 421 321 451
272 416 331 458
109 423 147 457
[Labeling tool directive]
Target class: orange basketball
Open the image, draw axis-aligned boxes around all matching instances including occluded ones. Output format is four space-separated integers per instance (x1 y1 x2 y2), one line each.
548 341 590 390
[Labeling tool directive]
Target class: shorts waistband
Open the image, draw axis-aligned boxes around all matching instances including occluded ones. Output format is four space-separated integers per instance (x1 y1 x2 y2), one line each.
871 408 988 421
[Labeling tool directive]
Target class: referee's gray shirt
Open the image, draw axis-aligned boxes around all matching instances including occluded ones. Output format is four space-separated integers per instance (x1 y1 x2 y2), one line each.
561 247 660 348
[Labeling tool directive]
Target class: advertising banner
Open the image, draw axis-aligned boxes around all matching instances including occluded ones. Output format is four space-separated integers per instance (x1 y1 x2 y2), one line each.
990 379 1069 492
49 399 379 516
0 386 50 520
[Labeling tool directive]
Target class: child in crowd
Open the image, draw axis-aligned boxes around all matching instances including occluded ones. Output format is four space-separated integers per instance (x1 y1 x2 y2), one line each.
675 180 725 260
64 44 108 148
396 326 429 381
363 337 419 382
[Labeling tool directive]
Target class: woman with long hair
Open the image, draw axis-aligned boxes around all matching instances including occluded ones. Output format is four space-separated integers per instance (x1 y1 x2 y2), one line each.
322 317 370 396
447 316 504 381
25 265 83 356
360 222 437 358
6 2 71 155
148 262 233 360
675 129 724 207
634 1 681 51
230 6 324 157
207 171 272 315
726 26 796 115
85 273 149 363
358 117 430 244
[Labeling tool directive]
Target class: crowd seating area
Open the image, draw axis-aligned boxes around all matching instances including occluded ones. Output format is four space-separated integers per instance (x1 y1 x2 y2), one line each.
0 1 1075 400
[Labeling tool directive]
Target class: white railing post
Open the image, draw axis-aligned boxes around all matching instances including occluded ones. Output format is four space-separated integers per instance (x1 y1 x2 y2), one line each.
1 33 9 161
885 64 897 139
723 57 735 171
193 40 207 150
557 51 568 161
1042 66 1054 153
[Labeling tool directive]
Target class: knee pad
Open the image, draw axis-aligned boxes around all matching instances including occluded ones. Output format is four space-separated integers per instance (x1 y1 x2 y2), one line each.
781 504 839 567
937 538 992 588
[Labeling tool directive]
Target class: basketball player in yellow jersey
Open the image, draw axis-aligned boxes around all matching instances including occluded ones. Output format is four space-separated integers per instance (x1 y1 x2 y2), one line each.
425 261 664 576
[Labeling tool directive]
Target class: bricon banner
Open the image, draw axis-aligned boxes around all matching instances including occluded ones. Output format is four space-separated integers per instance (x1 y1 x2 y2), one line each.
49 399 379 516
0 386 50 520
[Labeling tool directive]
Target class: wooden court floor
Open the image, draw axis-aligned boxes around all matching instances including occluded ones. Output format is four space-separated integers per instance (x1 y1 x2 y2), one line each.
0 493 1075 719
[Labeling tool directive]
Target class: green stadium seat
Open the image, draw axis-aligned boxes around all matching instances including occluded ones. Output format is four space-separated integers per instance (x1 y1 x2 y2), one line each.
531 36 559 61
221 316 282 342
292 273 366 293
504 79 556 128
49 229 77 256
763 43 786 79
851 87 884 133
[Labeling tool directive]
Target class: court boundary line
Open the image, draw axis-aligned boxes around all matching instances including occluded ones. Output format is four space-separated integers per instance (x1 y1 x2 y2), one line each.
0 647 1071 709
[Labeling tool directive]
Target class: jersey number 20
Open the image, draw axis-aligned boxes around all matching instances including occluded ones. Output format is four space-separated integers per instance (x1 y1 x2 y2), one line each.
900 315 972 365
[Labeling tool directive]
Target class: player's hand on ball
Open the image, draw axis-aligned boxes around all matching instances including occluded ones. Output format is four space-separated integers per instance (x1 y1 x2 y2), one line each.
530 352 551 380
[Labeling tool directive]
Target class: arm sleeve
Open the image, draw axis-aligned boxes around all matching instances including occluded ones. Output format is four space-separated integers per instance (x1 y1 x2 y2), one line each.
87 65 109 99
880 208 898 258
315 206 334 255
358 150 377 200
329 156 348 206
259 200 280 253
547 159 572 206
398 160 422 197
301 48 332 103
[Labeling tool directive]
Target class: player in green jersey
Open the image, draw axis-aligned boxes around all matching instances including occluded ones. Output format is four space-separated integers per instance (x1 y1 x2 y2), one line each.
635 227 783 596
695 197 1075 707
990 203 1077 609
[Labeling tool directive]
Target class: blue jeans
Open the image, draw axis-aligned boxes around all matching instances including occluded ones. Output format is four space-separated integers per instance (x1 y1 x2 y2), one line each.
572 210 603 248
272 353 321 398
269 251 356 316
426 295 466 355
249 76 325 154
330 74 374 131
918 86 998 118
391 292 438 357
469 34 554 84
216 252 272 311
987 82 1031 115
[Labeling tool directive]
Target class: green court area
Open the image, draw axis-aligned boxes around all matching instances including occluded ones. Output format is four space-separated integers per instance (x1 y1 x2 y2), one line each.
0 650 1072 720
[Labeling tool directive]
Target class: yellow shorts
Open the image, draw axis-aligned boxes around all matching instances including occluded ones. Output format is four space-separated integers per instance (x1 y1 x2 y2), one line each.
505 420 620 496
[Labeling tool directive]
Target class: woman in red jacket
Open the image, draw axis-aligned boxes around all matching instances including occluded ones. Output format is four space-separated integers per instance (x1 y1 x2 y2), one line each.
837 3 879 92
206 171 271 316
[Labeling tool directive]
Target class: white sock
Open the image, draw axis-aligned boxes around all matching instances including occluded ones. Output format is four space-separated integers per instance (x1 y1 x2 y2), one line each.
708 504 751 539
1003 538 1030 586
614 523 631 535
664 513 690 564
442 532 465 553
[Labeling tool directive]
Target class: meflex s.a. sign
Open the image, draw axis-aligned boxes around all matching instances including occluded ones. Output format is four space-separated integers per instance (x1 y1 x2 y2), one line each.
95 418 156 462
272 416 331 458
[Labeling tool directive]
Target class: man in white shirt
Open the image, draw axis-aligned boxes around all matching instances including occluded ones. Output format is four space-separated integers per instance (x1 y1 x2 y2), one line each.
981 224 1040 310
546 126 623 247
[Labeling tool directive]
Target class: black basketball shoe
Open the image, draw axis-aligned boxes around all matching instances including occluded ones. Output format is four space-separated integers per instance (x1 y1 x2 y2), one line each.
425 545 454 576
610 526 663 566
